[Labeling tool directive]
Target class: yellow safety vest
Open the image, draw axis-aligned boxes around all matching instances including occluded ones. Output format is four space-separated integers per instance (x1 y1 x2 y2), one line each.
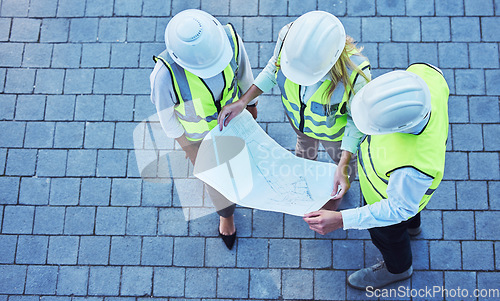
153 24 240 141
357 63 450 212
276 52 370 141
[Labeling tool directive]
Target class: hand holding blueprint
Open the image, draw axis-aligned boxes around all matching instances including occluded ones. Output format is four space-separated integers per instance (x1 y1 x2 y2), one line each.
193 110 337 216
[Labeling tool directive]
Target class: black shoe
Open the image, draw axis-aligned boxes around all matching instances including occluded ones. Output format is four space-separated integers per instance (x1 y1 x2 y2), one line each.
218 226 237 250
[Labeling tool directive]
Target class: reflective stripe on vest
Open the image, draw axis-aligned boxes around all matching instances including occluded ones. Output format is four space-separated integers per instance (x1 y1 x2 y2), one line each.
153 24 240 141
357 63 450 212
276 52 370 141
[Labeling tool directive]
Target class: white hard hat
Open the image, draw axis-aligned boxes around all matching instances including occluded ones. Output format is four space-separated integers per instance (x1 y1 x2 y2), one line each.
281 11 346 86
165 9 232 78
351 71 432 135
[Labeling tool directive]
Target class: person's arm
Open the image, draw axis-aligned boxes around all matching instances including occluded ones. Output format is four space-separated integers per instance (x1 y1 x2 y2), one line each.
304 167 433 234
218 23 291 129
150 62 185 139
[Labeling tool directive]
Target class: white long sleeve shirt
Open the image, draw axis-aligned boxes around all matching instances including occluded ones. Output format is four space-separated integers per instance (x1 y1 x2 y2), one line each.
149 33 256 139
254 23 370 154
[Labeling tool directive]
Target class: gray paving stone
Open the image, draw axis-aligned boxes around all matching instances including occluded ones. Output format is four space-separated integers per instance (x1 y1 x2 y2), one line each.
410 239 430 270
116 0 144 16
153 267 185 297
111 43 140 67
300 239 332 269
266 122 296 150
448 96 469 123
244 17 272 42
0 43 24 67
314 271 346 300
429 240 462 270
185 268 216 298
81 43 111 68
95 207 126 235
476 211 500 240
347 0 375 16
1 0 29 16
126 207 157 235
111 178 142 206
143 0 171 16
6 69 36 94
86 0 114 16
392 17 420 42
283 214 315 238
16 235 48 264
0 235 17 263
98 18 127 42
75 95 105 120
204 237 237 267
470 96 500 123
452 124 483 151
57 0 85 17
268 239 299 268
331 240 364 269
57 266 89 296
469 152 500 180
438 43 469 68
45 178 80 203
217 268 249 299
229 0 256 15
188 208 218 237
172 178 203 207
426 181 456 210
37 149 67 176
420 210 443 239
97 149 128 177
252 210 283 238
141 180 172 206
80 178 110 206
0 265 27 294
123 69 151 95
64 69 94 94
411 271 444 294
481 17 500 41
47 236 79 264
54 122 84 148
361 17 390 42
79 236 111 265
377 0 405 16
104 95 135 121
237 238 268 268
489 181 500 209
443 211 475 240
172 0 201 14
0 20 10 41
422 17 451 42
407 0 434 16
443 152 469 180
457 181 488 209
0 121 26 148
45 95 76 121
88 266 121 296
379 43 408 68
141 236 173 266
0 95 16 120
29 0 58 17
40 296 71 301
258 0 286 15
444 271 477 297
451 17 481 42
2 205 34 234
6 149 37 176
84 122 115 149
173 237 205 267
133 95 156 121
127 18 156 42
289 0 316 15
248 268 280 299
35 69 64 94
462 241 494 270
69 18 98 42
485 69 500 95
0 148 6 175
40 19 69 42
33 206 65 234
282 269 313 300
64 206 95 235
140 42 165 67
25 265 58 294
66 149 97 177
437 1 464 16
52 44 81 68
94 69 124 94
110 236 141 265
10 18 40 42
158 208 189 236
470 43 499 68
126 150 142 178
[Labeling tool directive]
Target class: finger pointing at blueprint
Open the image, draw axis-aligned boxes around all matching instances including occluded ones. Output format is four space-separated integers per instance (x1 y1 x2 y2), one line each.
193 110 337 216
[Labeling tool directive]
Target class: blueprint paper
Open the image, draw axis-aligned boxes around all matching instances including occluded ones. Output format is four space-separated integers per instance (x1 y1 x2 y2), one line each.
193 110 337 216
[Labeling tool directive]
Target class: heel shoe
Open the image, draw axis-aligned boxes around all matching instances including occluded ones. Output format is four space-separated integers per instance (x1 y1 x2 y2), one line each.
218 227 237 250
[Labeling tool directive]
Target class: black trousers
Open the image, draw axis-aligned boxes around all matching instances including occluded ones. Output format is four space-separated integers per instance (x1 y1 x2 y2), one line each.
368 212 421 274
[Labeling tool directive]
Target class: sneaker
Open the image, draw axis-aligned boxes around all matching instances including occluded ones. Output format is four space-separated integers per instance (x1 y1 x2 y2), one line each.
407 226 422 236
347 261 413 290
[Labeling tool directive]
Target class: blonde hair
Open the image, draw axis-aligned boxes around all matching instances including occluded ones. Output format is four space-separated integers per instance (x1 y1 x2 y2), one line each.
323 36 370 110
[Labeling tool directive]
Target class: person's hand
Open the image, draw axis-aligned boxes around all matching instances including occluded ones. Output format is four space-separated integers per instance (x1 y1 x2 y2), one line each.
217 100 246 130
303 210 343 235
332 162 350 199
246 105 258 119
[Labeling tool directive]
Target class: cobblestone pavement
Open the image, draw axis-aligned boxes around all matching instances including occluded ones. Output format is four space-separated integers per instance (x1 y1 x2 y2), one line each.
0 0 499 300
